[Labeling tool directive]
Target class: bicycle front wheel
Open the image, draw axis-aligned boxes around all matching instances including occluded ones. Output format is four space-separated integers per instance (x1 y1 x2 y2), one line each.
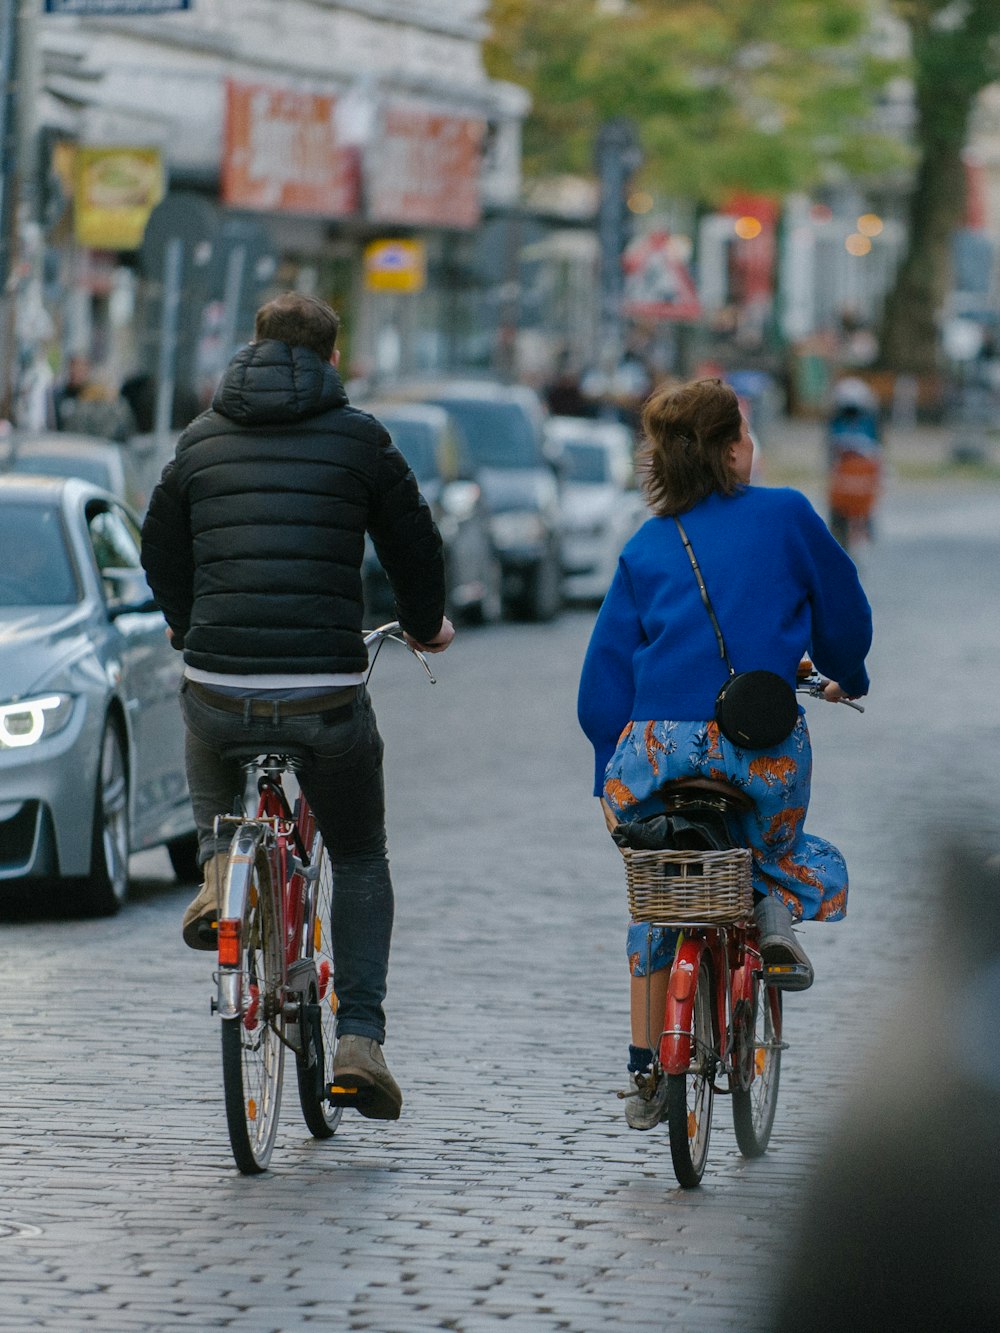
666 956 715 1188
221 848 285 1174
732 975 782 1157
295 830 343 1138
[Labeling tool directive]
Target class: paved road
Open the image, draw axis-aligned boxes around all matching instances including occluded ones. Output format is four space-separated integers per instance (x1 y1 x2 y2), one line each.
1 474 998 1331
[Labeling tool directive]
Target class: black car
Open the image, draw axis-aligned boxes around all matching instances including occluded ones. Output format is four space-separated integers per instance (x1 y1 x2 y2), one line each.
381 380 563 621
360 402 502 626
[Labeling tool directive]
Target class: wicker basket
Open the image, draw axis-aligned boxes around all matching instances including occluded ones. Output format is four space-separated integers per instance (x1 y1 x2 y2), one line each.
621 846 753 925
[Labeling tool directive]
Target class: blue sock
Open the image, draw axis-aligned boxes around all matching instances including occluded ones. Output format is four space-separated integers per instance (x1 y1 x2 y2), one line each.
628 1044 654 1074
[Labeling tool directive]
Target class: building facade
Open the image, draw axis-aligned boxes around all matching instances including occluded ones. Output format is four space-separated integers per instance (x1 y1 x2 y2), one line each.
35 0 528 411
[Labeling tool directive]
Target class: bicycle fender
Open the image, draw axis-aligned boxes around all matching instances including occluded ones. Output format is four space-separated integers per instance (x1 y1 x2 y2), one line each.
216 824 269 1020
660 937 706 1075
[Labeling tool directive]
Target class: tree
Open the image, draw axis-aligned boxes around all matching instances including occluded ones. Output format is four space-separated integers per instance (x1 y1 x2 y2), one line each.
485 0 902 202
880 1 1000 374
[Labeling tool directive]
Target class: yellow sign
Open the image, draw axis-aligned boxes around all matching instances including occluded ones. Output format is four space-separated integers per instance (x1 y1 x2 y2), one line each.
74 146 164 250
363 239 426 293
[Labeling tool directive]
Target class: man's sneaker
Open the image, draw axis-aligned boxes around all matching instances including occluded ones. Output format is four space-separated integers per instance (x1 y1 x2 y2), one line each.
624 1069 669 1130
754 895 814 991
333 1035 402 1120
181 852 228 951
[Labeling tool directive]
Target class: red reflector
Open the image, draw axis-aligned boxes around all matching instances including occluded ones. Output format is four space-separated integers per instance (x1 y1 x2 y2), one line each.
669 963 695 1001
218 918 240 966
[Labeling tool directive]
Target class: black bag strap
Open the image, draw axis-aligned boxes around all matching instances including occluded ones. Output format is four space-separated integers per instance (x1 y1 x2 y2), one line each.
673 515 735 678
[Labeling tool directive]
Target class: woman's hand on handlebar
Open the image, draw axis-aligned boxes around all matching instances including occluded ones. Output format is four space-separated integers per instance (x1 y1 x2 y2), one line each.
403 616 456 655
821 679 854 703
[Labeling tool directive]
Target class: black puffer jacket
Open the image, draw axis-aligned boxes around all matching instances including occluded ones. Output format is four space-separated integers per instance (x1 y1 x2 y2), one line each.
140 340 445 675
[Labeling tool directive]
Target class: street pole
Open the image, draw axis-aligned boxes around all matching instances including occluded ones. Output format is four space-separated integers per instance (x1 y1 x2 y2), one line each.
153 235 182 450
0 0 19 417
594 118 642 372
2 0 49 425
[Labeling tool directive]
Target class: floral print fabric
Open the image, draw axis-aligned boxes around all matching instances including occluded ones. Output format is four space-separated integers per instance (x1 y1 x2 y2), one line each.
604 718 848 977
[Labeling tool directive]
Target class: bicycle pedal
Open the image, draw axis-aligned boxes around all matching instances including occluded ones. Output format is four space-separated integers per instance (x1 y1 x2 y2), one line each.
327 1083 361 1105
764 962 813 991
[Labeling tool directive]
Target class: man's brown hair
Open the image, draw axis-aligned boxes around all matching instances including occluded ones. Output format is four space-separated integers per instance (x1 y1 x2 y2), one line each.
254 292 340 361
639 377 743 516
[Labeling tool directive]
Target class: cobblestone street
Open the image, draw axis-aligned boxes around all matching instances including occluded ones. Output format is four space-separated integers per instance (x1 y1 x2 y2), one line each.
1 460 998 1331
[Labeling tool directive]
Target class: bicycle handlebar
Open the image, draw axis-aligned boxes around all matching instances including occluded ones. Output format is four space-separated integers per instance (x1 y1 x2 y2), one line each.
363 621 437 685
796 667 865 713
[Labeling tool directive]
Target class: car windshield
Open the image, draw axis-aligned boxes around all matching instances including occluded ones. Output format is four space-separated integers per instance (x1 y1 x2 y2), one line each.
380 419 438 483
430 399 541 469
562 442 612 483
9 452 112 490
0 501 79 606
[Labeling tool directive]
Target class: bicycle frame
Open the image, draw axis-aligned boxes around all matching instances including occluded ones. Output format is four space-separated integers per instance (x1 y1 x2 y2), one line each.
214 761 321 1041
660 925 780 1088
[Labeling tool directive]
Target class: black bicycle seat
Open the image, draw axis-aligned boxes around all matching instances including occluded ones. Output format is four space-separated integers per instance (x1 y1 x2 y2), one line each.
219 745 309 768
659 776 753 810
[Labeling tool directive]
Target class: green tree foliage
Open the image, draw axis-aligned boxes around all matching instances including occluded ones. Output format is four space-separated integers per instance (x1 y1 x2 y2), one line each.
485 0 901 202
880 0 1000 373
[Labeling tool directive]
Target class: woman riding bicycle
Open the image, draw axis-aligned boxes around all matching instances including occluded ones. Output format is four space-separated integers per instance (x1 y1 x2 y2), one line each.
577 377 872 1128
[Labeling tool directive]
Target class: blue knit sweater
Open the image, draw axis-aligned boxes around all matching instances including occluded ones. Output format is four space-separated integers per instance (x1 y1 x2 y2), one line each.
578 485 872 794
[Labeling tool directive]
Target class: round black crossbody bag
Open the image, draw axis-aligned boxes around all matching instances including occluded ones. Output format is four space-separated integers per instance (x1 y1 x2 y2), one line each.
674 517 799 751
714 668 798 749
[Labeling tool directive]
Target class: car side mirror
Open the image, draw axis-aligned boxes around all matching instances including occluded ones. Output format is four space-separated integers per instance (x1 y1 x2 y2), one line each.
103 567 158 618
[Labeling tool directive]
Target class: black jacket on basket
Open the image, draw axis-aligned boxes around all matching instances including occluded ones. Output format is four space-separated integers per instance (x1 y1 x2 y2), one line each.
140 340 445 676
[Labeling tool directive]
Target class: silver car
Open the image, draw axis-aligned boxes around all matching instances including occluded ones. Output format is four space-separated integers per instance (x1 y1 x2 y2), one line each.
0 475 197 914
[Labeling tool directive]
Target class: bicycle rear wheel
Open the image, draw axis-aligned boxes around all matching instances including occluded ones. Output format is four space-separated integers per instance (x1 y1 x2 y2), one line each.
295 830 343 1138
732 975 782 1157
666 956 715 1188
221 849 285 1173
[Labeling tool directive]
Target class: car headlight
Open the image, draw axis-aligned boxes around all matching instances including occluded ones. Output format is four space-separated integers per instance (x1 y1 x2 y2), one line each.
490 511 547 549
0 694 74 749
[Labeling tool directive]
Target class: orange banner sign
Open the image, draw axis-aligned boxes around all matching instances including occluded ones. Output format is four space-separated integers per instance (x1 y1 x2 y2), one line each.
367 101 483 230
222 80 360 218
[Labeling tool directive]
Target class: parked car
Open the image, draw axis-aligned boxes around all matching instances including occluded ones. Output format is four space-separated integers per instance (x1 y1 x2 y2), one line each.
358 402 503 626
545 416 648 602
381 379 563 621
0 432 148 512
0 475 197 914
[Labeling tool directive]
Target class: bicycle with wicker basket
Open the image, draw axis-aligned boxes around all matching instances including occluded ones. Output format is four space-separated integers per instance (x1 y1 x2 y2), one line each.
611 666 864 1188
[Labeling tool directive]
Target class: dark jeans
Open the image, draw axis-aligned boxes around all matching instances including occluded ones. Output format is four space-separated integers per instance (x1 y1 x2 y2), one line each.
180 681 392 1043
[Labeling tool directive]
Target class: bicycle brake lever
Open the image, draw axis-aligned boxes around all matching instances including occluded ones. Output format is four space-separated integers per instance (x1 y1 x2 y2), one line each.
387 633 436 684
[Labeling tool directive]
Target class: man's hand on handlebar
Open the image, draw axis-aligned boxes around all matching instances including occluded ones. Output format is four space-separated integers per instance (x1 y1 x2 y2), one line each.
403 616 456 655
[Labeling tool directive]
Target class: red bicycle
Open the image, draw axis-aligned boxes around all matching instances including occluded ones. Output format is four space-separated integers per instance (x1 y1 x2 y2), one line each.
614 668 862 1187
212 622 434 1173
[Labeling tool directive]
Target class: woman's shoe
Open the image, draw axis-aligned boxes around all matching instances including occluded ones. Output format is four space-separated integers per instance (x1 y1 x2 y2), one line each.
754 895 814 991
624 1069 669 1130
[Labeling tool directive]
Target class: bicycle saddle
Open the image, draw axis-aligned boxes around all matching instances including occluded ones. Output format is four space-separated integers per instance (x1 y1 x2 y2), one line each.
658 776 753 810
219 745 309 768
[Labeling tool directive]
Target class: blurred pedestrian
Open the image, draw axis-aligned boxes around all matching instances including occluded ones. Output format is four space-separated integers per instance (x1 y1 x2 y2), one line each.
55 355 136 443
825 376 883 550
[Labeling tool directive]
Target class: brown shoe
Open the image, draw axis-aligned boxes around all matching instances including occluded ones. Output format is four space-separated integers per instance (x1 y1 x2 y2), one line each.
332 1035 402 1120
181 852 228 951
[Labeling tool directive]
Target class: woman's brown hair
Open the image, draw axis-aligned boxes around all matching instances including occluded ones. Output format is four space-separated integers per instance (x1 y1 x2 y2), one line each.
639 377 743 516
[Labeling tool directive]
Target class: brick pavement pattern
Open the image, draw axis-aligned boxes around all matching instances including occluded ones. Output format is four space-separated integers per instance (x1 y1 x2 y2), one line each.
1 444 998 1331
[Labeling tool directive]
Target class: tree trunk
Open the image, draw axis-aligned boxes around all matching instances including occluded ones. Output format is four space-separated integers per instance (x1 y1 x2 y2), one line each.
879 119 968 376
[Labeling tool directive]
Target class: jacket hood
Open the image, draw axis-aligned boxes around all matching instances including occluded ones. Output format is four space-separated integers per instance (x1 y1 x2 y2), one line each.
212 340 349 425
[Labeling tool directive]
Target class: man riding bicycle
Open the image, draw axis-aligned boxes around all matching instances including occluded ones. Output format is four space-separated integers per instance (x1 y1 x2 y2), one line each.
140 292 454 1121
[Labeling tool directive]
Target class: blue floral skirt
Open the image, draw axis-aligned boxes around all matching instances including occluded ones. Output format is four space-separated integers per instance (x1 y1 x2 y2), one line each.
604 718 848 977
